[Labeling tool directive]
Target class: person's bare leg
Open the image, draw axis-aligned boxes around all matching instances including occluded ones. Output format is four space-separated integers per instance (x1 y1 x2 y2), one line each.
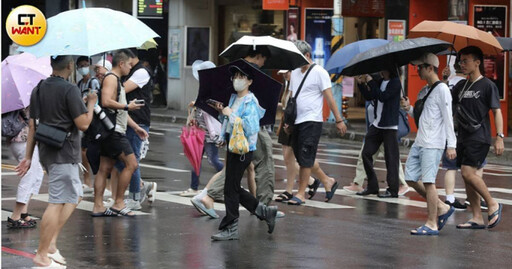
32 204 63 266
246 163 256 196
11 202 28 220
93 157 115 213
424 183 439 229
460 180 484 226
295 167 312 201
110 169 119 199
112 153 137 212
444 170 457 198
48 198 81 254
201 195 215 209
407 181 449 216
81 149 92 187
282 145 297 193
461 165 499 224
311 161 335 191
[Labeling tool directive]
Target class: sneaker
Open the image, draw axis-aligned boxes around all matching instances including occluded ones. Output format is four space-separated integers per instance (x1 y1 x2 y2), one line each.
276 211 286 218
445 199 467 210
82 184 94 193
124 199 142 211
465 199 488 210
146 182 157 203
398 185 410 196
7 217 36 229
103 198 114 208
343 183 363 193
179 188 198 197
103 189 112 197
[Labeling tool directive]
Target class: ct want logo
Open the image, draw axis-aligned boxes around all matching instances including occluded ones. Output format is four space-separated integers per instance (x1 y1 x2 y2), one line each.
6 5 47 46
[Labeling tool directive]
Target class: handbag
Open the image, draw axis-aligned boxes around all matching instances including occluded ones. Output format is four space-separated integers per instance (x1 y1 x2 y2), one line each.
33 80 70 149
413 81 442 127
1 109 28 138
283 64 316 133
228 117 250 155
397 109 410 139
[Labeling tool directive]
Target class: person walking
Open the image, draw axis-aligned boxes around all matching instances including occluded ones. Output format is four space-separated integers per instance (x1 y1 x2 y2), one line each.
209 63 278 241
401 53 457 235
16 55 97 267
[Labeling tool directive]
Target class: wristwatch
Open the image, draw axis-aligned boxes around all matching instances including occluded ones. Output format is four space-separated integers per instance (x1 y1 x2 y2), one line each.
497 133 505 138
124 104 129 111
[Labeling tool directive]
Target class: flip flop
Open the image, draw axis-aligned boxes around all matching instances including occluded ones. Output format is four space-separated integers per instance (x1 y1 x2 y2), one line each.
307 178 321 199
437 206 454 231
275 191 293 202
487 203 503 229
411 225 439 236
456 221 486 229
110 207 135 217
325 182 339 202
287 196 305 206
90 208 118 217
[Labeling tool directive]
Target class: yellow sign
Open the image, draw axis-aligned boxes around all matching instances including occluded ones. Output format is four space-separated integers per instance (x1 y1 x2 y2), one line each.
6 5 47 46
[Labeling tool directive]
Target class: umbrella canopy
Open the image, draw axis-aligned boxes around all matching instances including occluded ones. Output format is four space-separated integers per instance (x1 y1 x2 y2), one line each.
2 53 51 113
497 37 512 52
324 39 390 74
341 37 452 76
138 38 158 50
180 126 205 175
195 59 282 126
219 35 308 69
409 20 502 55
18 7 159 57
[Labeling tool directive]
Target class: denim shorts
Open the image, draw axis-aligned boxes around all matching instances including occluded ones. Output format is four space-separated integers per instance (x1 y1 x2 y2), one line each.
405 145 444 183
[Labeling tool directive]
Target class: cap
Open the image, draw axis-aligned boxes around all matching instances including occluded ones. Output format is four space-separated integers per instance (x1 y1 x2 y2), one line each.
228 65 253 80
192 60 216 80
411 53 439 68
94 58 112 71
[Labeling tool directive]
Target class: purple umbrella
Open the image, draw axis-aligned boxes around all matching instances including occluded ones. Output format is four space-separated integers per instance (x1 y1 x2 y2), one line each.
2 53 51 113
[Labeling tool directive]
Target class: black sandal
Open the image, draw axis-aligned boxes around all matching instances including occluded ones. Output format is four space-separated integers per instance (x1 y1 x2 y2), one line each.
275 191 293 202
308 178 321 199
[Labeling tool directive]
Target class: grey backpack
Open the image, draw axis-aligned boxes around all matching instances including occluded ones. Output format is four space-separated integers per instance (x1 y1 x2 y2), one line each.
2 110 28 138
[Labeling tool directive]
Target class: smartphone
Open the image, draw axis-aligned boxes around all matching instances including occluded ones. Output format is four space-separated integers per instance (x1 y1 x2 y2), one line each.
135 99 145 105
206 99 223 107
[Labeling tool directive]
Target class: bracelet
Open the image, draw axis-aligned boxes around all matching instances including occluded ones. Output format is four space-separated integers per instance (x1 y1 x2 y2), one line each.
124 105 129 111
336 120 343 124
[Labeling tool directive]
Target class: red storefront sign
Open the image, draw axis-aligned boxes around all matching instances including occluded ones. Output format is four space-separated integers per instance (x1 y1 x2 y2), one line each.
263 0 289 10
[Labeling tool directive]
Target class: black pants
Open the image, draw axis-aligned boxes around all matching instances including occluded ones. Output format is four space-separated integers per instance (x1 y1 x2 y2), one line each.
362 125 399 196
219 151 258 230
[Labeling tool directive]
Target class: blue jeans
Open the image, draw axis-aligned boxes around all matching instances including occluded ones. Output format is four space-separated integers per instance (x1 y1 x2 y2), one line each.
114 124 149 196
190 142 224 190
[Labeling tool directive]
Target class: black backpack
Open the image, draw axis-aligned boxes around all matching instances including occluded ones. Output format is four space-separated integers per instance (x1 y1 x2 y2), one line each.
85 73 121 141
2 110 28 138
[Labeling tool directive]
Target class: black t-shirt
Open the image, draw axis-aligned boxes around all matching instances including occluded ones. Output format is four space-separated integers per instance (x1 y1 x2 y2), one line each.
452 77 500 144
30 76 88 166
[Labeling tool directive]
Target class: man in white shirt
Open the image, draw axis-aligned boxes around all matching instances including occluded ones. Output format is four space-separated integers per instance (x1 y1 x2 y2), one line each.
401 53 457 235
284 40 347 205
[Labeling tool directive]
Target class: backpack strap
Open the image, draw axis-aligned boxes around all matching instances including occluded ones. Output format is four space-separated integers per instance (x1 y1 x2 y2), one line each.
292 63 316 99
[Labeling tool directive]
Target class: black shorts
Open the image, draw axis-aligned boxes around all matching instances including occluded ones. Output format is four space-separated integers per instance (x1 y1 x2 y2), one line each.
99 132 134 159
291 121 322 168
456 141 489 168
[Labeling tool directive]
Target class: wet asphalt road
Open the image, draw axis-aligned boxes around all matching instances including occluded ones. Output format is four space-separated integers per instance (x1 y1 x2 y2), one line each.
2 121 512 268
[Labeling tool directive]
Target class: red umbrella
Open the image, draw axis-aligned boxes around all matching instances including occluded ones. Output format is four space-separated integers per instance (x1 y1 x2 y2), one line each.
180 126 205 175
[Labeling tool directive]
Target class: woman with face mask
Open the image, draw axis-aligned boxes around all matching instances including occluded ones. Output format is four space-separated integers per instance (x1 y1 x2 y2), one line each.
209 64 278 241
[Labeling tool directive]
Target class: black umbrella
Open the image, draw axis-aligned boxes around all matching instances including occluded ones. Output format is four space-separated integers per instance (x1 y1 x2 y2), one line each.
195 59 282 126
497 37 512 52
340 37 453 76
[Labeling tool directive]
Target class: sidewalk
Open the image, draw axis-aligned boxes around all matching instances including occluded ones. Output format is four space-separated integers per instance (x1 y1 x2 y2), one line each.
150 106 512 164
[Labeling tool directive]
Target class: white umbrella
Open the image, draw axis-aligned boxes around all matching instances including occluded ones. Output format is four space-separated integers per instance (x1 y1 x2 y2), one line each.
219 35 309 69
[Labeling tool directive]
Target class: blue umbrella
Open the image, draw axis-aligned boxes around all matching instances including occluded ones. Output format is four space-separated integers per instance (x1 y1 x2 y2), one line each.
18 8 159 57
324 39 390 74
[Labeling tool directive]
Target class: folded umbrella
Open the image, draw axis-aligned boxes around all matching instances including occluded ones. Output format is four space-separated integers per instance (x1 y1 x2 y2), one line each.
2 53 51 113
195 59 282 126
219 35 308 69
341 37 452 76
180 126 205 175
409 20 502 55
18 7 159 57
324 39 390 74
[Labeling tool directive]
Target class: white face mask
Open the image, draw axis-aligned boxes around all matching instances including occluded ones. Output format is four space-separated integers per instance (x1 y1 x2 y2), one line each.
233 78 248 92
78 66 90 76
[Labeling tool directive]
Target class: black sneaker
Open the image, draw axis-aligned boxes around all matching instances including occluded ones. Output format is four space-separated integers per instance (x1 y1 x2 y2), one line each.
445 199 467 210
464 199 488 210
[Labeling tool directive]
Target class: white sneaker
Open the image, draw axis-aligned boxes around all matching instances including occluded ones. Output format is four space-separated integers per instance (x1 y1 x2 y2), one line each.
82 184 94 194
103 198 114 208
179 188 199 197
34 249 66 265
32 259 66 268
147 182 157 203
124 199 142 211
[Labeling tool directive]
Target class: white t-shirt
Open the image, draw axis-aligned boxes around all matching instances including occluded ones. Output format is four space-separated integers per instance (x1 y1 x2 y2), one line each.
128 68 150 88
447 75 464 91
289 65 331 124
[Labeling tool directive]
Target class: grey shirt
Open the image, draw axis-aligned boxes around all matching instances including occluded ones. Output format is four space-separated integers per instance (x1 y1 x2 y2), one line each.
30 76 88 166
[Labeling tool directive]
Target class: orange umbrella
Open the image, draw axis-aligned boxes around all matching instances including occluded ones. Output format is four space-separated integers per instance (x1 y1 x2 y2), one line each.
409 20 503 55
